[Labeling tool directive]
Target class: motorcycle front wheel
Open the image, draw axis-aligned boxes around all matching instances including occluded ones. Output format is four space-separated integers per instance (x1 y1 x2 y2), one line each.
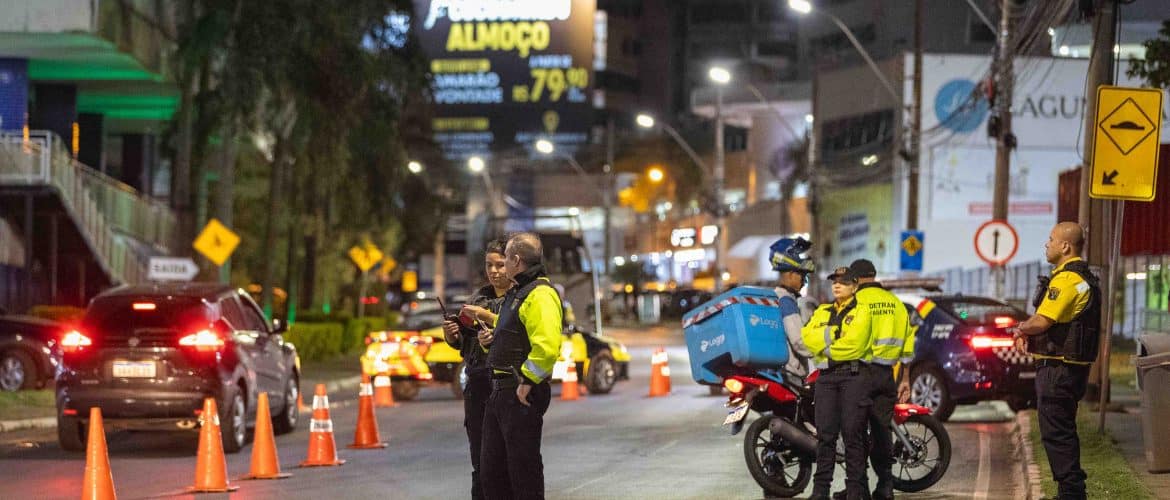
891 414 951 492
743 415 813 498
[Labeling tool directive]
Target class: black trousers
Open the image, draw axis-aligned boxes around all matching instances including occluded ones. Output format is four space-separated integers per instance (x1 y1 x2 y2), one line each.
1036 362 1090 500
464 370 491 500
866 365 897 497
813 365 872 499
481 381 552 500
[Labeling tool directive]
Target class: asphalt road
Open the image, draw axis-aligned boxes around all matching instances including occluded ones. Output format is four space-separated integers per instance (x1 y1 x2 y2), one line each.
0 324 1024 499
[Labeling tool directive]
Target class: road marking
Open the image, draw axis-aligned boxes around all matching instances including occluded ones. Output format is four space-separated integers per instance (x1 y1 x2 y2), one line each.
648 438 679 457
563 471 615 494
974 426 991 500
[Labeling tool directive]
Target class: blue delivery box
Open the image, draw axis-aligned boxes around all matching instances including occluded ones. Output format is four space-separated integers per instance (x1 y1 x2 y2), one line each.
682 286 790 385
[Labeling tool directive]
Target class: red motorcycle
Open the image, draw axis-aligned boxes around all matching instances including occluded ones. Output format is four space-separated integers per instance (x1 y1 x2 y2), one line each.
720 368 951 498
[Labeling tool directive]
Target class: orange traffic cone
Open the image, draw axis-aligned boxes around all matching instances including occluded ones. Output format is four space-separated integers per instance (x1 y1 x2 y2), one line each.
648 347 672 397
373 375 396 408
349 375 388 449
82 407 116 500
561 362 581 401
301 384 345 467
188 397 239 493
242 392 291 480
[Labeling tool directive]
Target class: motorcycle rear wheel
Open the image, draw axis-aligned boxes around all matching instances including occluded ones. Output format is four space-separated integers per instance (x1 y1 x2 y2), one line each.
891 414 951 492
743 416 813 497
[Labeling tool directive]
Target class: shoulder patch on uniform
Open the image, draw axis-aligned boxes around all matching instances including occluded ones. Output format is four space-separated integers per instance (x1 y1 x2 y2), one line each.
1074 281 1091 294
1048 287 1060 300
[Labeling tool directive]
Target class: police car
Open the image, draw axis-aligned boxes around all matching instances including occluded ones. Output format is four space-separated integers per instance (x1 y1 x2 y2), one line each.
889 279 1036 421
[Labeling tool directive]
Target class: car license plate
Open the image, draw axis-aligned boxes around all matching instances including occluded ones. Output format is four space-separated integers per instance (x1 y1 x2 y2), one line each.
1019 371 1036 379
112 360 156 378
723 402 749 426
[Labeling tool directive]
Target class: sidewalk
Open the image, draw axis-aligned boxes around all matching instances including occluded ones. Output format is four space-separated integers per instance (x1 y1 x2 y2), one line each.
1103 385 1170 495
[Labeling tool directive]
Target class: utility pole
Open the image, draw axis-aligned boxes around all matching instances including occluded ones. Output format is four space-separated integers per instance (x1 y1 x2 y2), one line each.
990 0 1018 300
1076 0 1118 424
713 85 726 293
434 224 446 301
907 0 923 231
604 116 615 276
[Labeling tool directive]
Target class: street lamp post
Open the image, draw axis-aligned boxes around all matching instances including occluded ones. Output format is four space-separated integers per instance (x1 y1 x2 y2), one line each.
709 66 730 293
534 139 608 336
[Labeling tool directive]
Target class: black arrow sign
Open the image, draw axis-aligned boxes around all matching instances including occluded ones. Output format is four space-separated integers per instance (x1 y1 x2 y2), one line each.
993 229 1001 256
1102 170 1119 185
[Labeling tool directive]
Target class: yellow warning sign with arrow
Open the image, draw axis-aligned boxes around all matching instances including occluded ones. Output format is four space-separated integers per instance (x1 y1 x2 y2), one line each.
1090 85 1163 201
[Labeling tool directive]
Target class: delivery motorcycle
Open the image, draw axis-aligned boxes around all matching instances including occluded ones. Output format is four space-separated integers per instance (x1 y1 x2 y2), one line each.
719 367 951 498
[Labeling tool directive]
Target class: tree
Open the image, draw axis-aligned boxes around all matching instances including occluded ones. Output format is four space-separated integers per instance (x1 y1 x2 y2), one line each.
1128 20 1170 90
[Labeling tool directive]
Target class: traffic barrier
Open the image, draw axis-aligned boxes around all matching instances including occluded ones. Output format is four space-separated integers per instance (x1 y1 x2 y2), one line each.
188 397 238 492
648 347 672 397
300 384 346 467
373 375 396 407
82 407 117 500
242 392 291 480
348 375 388 449
561 362 580 401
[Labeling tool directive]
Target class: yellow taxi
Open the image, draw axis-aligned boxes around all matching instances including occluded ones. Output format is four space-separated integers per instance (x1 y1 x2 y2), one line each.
361 298 631 399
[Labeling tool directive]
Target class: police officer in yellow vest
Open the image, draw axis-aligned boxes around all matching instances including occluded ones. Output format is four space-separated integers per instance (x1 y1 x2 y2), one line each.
1010 222 1099 500
848 259 914 500
462 232 563 500
802 267 875 500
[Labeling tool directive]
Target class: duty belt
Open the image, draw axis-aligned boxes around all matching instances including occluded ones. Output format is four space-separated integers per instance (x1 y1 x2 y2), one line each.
491 376 519 391
825 359 867 374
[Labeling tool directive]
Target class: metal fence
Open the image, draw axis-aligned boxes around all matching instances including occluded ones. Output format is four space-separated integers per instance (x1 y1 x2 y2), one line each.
930 255 1170 338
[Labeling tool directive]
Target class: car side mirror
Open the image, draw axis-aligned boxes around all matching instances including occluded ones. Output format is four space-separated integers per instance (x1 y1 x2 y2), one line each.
271 318 289 334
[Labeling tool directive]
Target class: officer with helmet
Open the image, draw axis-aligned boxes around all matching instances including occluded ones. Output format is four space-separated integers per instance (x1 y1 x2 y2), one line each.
768 237 816 378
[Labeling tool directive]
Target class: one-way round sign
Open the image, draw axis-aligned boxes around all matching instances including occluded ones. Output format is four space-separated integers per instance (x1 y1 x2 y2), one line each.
973 220 1019 266
147 257 199 282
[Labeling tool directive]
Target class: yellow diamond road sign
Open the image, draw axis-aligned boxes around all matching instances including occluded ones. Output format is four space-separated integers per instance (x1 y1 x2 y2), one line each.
348 243 383 273
1090 85 1163 201
902 234 923 257
192 218 240 266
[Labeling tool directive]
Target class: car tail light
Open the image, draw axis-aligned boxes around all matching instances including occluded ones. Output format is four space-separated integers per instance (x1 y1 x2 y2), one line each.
969 335 1015 350
993 316 1016 328
61 330 93 353
132 302 157 311
179 329 225 352
724 378 745 393
62 408 78 416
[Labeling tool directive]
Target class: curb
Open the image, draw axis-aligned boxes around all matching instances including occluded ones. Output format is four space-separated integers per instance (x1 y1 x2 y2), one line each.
1015 410 1046 500
299 375 363 413
0 416 55 433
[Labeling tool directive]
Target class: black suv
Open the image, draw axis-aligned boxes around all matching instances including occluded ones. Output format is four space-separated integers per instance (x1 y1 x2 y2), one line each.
56 284 300 453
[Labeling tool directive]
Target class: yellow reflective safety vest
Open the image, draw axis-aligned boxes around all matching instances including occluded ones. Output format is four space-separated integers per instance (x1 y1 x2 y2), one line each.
801 298 874 369
856 283 914 366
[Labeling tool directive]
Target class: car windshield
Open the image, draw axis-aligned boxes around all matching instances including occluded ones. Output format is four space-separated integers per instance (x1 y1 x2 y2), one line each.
83 296 214 337
935 298 1026 326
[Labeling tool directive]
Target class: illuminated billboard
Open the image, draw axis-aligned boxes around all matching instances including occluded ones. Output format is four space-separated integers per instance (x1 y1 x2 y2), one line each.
413 0 596 159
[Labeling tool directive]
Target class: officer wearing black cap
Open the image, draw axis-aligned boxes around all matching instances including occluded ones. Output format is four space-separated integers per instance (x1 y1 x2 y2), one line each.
849 258 913 500
802 267 875 500
1010 222 1098 500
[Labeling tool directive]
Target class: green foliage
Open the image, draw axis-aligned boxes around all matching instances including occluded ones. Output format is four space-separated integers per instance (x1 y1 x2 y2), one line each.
342 317 388 354
1128 20 1170 90
285 322 345 362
